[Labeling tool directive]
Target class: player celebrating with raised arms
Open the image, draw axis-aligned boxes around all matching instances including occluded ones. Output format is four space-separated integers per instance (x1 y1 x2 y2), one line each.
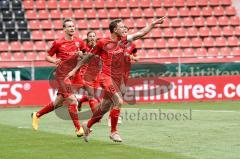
31 18 86 137
67 17 165 142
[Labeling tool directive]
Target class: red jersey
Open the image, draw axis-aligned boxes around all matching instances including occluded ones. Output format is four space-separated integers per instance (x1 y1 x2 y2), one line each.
48 37 86 61
92 37 128 78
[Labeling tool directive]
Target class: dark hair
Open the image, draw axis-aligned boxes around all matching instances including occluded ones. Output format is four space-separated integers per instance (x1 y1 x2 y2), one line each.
63 18 74 28
109 19 122 33
87 30 96 37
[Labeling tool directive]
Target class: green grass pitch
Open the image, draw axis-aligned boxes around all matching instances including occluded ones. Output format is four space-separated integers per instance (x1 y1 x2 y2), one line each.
0 101 240 159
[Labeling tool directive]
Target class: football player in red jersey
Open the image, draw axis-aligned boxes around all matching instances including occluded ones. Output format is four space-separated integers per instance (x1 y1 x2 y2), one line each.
67 17 165 142
31 18 86 137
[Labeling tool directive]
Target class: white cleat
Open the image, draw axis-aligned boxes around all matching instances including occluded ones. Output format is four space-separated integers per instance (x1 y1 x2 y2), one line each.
82 121 90 142
109 132 122 142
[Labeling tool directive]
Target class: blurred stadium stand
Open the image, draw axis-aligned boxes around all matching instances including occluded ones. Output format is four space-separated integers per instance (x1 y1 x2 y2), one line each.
0 0 239 62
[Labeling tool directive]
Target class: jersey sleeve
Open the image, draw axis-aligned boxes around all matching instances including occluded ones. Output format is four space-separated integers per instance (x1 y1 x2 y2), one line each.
47 41 58 56
79 40 87 53
91 40 103 56
130 43 137 55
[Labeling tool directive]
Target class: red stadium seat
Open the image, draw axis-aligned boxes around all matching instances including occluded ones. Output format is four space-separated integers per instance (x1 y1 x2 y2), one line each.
13 52 25 60
94 30 103 38
202 7 213 17
215 37 227 47
62 10 73 19
175 0 184 7
190 7 201 17
148 49 159 58
117 0 127 8
134 39 143 49
175 28 186 37
53 20 62 29
218 16 229 26
26 52 37 60
220 0 231 6
187 27 198 37
35 0 46 9
129 0 139 8
225 6 236 16
232 47 240 55
182 17 194 27
56 30 64 39
206 16 217 26
101 19 109 28
144 8 154 18
171 49 183 57
105 0 116 8
163 28 174 38
74 10 85 19
151 28 162 38
137 50 147 58
0 42 9 51
109 9 120 18
197 0 208 7
35 41 47 51
10 41 22 51
213 6 224 16
155 8 166 17
124 19 135 28
50 10 61 19
77 20 88 29
59 0 70 9
209 0 219 6
183 48 195 57
235 26 240 36
192 37 202 48
132 8 142 18
219 47 231 56
155 39 166 48
179 38 191 48
167 8 178 17
135 19 146 28
82 0 93 8
222 26 234 37
38 52 47 60
98 9 108 19
120 9 131 18
186 0 196 7
94 0 104 8
208 48 219 56
45 30 56 40
38 10 49 19
86 9 97 19
196 48 207 56
89 19 100 29
47 0 58 9
71 0 81 9
22 41 34 51
41 20 52 30
28 20 41 30
1 52 12 60
159 49 170 57
141 0 151 8
23 0 34 9
203 37 214 47
230 16 240 26
163 0 174 8
199 27 210 37
211 27 222 37
228 37 239 47
171 18 182 28
195 17 205 27
32 31 44 40
26 10 37 19
168 38 179 48
179 7 190 17
152 0 161 7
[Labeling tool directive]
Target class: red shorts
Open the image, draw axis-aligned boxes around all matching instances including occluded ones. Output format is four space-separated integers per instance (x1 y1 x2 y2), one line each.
99 74 121 96
56 77 74 98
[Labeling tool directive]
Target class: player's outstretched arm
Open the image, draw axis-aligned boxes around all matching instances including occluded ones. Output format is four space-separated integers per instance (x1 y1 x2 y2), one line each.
129 16 165 41
65 53 94 79
45 55 61 65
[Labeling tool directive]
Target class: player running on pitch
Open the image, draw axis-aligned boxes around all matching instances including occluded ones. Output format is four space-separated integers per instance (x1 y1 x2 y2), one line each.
31 18 86 137
67 17 165 142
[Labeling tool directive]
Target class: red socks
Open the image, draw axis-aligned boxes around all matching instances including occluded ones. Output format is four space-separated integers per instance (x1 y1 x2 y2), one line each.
110 108 120 133
68 104 81 131
87 108 103 128
37 102 55 118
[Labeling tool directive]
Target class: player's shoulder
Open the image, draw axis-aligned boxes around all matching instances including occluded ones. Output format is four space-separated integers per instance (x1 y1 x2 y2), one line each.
53 37 65 45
